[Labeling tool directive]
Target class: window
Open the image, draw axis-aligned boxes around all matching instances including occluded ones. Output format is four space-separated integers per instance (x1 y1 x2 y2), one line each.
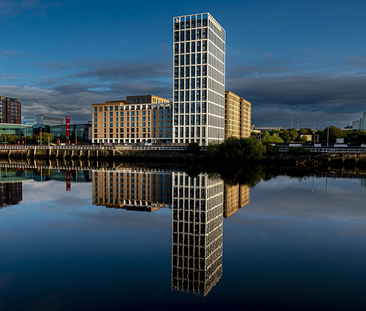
94 107 97 112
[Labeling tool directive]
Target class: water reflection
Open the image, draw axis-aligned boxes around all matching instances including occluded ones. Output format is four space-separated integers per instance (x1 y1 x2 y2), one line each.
0 167 92 208
92 169 172 211
172 172 223 296
1 163 366 304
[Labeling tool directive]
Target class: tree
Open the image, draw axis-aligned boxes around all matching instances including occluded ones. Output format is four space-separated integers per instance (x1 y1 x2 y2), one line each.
299 128 314 134
59 135 67 143
324 126 345 142
300 136 308 142
187 142 201 155
262 132 284 143
31 133 54 145
279 128 298 142
207 136 266 162
1 133 18 144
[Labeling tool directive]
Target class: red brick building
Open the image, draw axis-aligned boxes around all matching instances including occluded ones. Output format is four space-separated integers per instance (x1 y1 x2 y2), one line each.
0 96 21 124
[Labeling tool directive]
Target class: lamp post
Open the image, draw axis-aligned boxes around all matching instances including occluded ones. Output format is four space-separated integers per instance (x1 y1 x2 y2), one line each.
327 120 329 147
313 124 316 146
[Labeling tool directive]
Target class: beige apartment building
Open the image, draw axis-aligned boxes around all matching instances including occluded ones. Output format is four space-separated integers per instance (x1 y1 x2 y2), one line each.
224 91 251 139
92 95 172 144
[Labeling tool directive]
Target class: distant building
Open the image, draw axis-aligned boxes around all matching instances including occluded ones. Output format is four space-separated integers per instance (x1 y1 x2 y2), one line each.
24 114 64 126
352 120 360 130
224 91 251 139
252 125 282 133
351 112 366 130
92 95 172 144
0 96 21 124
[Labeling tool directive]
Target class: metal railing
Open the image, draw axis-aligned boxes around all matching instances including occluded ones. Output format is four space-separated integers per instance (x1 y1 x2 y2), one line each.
278 147 366 153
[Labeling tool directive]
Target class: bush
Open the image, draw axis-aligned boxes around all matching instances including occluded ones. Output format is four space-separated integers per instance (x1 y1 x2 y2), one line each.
206 137 266 162
187 142 201 155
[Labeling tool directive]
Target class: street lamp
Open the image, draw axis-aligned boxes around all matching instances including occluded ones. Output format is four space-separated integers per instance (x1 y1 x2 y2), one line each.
327 120 329 147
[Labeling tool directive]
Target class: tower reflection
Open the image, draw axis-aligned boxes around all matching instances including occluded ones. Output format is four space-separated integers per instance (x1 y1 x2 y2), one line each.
171 172 224 296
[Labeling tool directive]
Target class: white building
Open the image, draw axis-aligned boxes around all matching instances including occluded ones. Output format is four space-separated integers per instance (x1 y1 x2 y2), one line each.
173 13 226 145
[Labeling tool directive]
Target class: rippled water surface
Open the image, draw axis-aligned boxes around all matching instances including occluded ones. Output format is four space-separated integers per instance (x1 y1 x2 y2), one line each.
0 168 366 311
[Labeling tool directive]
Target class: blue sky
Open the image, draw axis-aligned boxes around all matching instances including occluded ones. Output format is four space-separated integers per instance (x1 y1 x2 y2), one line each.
1 0 365 128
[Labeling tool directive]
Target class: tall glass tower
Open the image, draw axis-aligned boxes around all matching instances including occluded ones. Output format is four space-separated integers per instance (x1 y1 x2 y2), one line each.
173 13 226 145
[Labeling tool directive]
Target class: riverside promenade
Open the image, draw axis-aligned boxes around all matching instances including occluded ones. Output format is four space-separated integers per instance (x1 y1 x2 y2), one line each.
0 143 196 160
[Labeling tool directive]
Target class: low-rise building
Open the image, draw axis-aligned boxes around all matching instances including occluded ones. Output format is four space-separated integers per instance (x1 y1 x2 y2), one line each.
92 95 172 144
24 114 64 126
0 123 32 138
50 123 91 142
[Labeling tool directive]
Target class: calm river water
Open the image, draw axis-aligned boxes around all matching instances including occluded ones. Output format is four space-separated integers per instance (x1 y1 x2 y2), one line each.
0 167 366 311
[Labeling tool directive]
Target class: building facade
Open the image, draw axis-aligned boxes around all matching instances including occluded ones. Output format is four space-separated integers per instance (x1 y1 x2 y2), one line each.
224 91 251 139
0 124 32 139
50 123 91 142
25 114 64 126
351 112 366 130
92 96 172 144
0 96 21 124
173 13 226 145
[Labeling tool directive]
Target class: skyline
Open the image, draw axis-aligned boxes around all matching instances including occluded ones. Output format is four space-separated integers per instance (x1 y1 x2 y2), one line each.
1 0 366 129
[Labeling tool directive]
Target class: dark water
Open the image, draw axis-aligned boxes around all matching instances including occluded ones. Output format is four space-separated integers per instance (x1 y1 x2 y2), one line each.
0 167 366 311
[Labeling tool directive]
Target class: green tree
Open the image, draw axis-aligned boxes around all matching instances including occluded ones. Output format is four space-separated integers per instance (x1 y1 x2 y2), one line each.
206 136 266 162
187 142 201 156
1 133 19 144
323 126 346 142
300 136 308 142
262 132 284 143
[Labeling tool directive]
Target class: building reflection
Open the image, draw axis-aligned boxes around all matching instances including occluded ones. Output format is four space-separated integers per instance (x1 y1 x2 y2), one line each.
92 170 172 212
0 182 22 207
171 172 224 296
223 184 250 218
0 165 251 296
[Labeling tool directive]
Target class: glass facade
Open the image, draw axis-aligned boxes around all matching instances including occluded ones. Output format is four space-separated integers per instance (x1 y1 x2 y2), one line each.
173 13 226 145
50 124 91 142
0 124 32 138
35 115 64 126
